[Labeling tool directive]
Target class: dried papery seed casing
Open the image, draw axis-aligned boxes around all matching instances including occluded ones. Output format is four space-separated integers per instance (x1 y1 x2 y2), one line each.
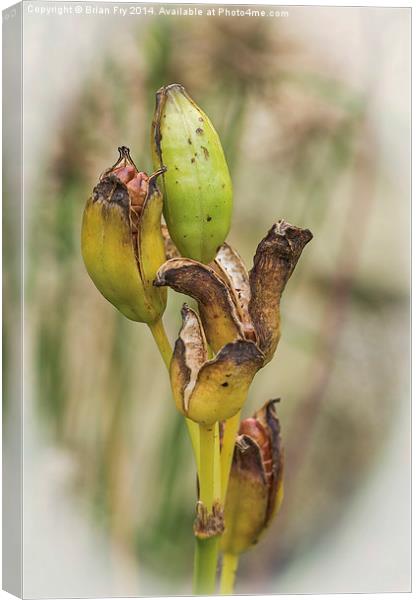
249 221 313 364
152 84 233 264
155 257 245 353
221 400 284 555
239 419 273 486
155 222 312 361
81 147 167 324
169 304 263 426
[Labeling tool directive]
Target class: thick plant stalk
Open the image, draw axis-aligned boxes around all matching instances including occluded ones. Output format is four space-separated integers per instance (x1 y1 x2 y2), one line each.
193 424 221 595
220 411 241 502
199 425 216 510
218 414 241 594
193 537 219 595
213 422 221 500
149 318 222 594
220 553 239 594
148 318 200 469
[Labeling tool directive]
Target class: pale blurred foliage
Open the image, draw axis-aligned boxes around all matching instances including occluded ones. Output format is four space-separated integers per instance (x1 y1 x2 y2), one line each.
4 6 409 596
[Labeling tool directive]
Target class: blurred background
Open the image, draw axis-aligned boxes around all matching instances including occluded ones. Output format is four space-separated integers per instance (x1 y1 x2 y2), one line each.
3 3 410 596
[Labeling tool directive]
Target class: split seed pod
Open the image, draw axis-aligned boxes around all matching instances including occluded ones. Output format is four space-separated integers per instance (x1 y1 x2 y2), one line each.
155 221 313 364
221 400 284 555
152 83 233 264
170 304 263 427
81 147 167 323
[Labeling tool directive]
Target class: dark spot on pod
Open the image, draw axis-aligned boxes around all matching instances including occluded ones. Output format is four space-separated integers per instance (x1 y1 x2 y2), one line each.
221 382 229 387
112 188 127 204
94 176 129 208
198 117 204 122
201 146 209 160
188 138 192 145
191 157 195 163
175 180 179 184
196 127 204 135
206 215 212 222
222 183 226 188
225 374 231 378
175 166 179 171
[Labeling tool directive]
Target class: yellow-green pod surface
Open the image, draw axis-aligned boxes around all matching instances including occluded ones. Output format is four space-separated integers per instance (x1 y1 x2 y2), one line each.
221 438 270 555
152 84 233 264
221 401 284 554
81 173 167 324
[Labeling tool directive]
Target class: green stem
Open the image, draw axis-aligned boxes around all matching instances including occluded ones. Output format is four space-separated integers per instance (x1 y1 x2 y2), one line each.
199 424 215 509
213 422 221 501
220 553 239 595
148 319 200 471
192 424 221 595
149 321 222 594
218 414 241 595
220 411 241 502
193 537 219 595
148 317 172 370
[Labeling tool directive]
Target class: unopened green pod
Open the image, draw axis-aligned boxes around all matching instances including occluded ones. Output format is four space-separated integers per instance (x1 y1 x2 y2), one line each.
152 84 233 264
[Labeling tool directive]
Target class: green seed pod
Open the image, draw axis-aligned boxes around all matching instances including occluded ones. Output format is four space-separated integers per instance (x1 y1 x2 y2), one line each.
81 147 167 324
152 84 233 264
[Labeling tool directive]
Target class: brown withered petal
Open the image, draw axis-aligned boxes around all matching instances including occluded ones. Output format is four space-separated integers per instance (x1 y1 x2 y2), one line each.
214 244 256 342
252 400 284 525
194 501 225 539
249 221 313 364
155 258 245 352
